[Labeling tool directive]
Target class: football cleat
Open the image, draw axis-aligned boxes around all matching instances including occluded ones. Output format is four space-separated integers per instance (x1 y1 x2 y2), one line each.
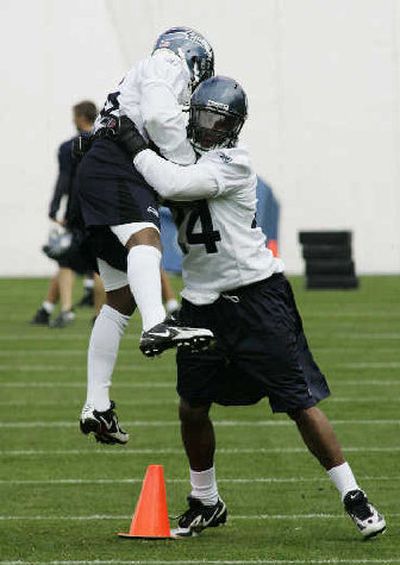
79 401 129 445
50 310 75 328
171 496 227 538
139 319 214 358
30 307 50 326
343 489 386 539
76 289 94 307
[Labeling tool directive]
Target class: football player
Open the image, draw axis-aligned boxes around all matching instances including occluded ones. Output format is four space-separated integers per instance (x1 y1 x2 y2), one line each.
30 101 102 328
78 27 214 444
117 76 386 539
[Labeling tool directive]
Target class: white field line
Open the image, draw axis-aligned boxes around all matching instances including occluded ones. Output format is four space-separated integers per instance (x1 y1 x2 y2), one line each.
341 333 400 339
1 379 400 388
0 475 398 486
0 557 400 565
0 396 389 407
0 330 398 340
305 311 400 318
341 362 400 369
0 419 399 429
0 513 399 522
0 399 178 407
0 382 173 388
1 446 400 456
1 362 400 373
0 346 398 355
0 365 172 372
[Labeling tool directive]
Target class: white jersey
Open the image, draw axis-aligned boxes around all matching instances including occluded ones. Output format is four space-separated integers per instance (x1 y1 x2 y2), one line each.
134 146 285 305
94 49 195 165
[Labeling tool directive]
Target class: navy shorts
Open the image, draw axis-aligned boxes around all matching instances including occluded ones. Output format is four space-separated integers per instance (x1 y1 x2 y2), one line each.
177 274 330 413
77 139 160 229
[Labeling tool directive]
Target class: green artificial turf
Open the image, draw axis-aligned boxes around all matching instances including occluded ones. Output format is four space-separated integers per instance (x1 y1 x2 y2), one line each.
0 275 399 564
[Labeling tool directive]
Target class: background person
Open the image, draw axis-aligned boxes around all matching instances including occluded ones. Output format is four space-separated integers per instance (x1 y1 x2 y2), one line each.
30 101 104 328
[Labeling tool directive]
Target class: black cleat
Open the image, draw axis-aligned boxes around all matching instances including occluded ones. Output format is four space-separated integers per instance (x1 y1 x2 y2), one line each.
76 289 94 308
140 319 214 358
172 496 227 538
343 489 386 539
30 307 50 326
80 401 129 445
50 310 75 328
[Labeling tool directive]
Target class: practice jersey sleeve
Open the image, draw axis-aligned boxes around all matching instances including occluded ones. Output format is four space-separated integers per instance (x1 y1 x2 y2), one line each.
140 50 196 165
48 139 74 220
134 149 223 201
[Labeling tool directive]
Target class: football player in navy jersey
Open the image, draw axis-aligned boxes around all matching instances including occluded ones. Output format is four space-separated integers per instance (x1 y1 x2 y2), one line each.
30 101 103 328
117 76 386 540
78 28 215 445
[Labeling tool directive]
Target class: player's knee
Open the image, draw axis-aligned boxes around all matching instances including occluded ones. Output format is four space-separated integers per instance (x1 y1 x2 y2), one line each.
287 407 309 422
179 399 210 425
106 285 136 316
126 228 161 251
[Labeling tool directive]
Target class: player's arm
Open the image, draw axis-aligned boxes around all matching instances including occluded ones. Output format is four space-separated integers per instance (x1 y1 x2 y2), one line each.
48 143 71 221
135 149 222 201
140 50 196 165
118 116 223 200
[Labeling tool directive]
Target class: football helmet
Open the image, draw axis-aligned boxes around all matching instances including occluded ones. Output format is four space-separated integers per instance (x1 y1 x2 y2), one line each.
188 75 248 152
42 227 82 260
154 27 214 91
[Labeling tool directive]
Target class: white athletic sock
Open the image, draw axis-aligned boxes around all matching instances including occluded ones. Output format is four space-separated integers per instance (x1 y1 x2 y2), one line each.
190 466 219 506
86 304 130 412
327 462 360 501
83 277 94 289
42 301 55 314
127 245 166 331
165 298 179 314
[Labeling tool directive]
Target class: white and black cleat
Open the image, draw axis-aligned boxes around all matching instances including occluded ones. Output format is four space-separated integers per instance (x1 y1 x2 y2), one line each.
79 401 129 445
139 319 214 358
343 489 386 539
171 496 227 538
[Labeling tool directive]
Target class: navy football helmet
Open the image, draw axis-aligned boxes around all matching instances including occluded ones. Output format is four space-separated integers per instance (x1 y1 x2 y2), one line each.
154 27 214 91
188 75 248 152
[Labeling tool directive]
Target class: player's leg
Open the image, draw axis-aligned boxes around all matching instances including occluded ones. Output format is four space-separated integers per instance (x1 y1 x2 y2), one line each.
77 273 95 307
93 272 106 316
172 399 227 538
289 406 386 538
50 267 76 328
121 225 166 330
230 273 385 539
111 223 214 357
172 297 229 538
80 259 134 445
279 277 386 538
161 269 180 316
30 273 60 325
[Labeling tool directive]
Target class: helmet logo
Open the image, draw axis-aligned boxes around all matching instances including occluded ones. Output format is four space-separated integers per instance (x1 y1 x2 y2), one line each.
185 30 213 56
206 99 229 111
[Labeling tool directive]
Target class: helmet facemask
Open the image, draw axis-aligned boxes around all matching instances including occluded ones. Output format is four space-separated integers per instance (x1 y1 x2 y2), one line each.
188 107 245 152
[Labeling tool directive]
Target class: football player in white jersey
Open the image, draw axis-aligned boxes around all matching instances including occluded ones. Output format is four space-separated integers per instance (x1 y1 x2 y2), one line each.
78 27 214 445
117 76 386 540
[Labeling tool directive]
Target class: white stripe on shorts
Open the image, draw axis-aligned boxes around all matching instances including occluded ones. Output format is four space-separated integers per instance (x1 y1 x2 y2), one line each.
111 222 160 246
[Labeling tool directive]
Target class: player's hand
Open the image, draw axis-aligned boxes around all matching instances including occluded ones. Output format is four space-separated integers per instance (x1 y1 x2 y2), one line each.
72 133 92 160
117 116 148 158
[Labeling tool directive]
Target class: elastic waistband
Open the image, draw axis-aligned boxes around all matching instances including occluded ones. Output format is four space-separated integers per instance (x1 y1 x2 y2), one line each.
221 273 285 298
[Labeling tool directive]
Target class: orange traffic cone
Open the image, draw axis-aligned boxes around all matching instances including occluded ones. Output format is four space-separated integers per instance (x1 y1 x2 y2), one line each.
118 464 172 539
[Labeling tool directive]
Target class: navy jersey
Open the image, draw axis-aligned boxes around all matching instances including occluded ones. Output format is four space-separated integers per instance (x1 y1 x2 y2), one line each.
48 137 79 224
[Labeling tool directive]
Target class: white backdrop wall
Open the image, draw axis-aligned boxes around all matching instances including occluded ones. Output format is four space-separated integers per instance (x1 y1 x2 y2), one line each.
1 0 399 275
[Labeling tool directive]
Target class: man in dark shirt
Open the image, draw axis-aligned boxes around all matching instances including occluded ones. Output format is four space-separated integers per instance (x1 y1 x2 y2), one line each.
31 101 102 327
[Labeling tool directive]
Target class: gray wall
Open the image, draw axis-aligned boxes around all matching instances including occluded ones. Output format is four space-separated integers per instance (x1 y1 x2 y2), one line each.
1 0 399 275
